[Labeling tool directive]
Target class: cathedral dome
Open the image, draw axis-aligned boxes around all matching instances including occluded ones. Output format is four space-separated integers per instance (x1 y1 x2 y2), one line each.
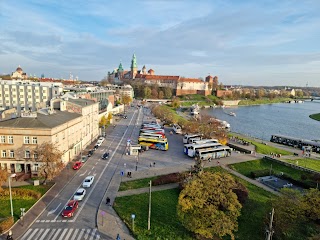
16 65 23 72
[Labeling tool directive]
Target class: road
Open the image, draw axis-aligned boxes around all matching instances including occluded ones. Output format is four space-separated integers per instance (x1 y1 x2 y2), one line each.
19 107 143 240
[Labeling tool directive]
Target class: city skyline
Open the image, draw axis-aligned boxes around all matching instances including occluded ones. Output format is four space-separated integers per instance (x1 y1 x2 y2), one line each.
1 0 320 86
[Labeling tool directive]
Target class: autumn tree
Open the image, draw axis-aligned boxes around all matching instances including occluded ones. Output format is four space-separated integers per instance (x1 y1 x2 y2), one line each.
171 97 180 108
35 142 64 184
121 95 132 106
177 172 242 240
158 91 164 99
151 89 158 99
99 116 107 127
107 112 113 123
0 169 8 191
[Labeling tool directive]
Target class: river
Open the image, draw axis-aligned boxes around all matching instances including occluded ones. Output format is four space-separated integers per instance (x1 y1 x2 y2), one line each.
201 101 320 141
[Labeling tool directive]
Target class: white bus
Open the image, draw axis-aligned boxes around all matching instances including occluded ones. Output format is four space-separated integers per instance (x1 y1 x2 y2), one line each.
140 132 165 139
183 134 202 144
142 123 162 129
172 124 182 134
140 128 165 134
184 142 222 157
195 146 232 161
190 138 219 144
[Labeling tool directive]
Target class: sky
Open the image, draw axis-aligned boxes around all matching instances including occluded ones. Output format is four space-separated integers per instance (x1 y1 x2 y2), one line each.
1 0 320 86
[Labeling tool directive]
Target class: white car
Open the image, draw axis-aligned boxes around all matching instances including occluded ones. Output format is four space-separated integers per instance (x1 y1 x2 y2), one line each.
96 137 105 146
82 176 94 188
73 188 86 201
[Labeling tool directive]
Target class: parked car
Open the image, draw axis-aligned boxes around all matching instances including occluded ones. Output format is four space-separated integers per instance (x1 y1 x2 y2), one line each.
123 115 128 119
102 152 109 160
82 176 94 188
73 188 86 201
97 137 105 146
87 150 94 157
62 200 78 218
81 156 88 163
72 161 82 170
93 145 99 151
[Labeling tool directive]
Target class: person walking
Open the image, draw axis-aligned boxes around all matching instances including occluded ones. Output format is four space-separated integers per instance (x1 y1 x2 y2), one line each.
116 233 121 240
106 197 111 206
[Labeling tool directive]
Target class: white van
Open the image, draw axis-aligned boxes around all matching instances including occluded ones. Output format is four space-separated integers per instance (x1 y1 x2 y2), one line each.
97 137 105 146
172 124 182 134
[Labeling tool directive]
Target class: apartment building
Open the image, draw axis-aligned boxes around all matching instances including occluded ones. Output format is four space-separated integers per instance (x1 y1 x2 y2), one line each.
0 80 63 112
0 98 99 177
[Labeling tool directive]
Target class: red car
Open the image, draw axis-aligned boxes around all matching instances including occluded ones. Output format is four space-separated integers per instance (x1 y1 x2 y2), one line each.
72 161 82 170
62 200 78 218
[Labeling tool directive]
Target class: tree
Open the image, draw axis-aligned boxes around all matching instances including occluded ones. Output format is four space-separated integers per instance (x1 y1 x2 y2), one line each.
158 91 164 99
34 142 63 184
121 95 132 106
99 116 107 128
151 89 158 99
0 169 8 191
271 188 306 239
107 112 113 123
177 172 242 240
143 87 151 98
171 97 180 108
163 87 172 99
302 188 320 221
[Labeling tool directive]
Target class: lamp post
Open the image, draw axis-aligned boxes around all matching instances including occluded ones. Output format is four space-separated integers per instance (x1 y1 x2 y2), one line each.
9 173 16 217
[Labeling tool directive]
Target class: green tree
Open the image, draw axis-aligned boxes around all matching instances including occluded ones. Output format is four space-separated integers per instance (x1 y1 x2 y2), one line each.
177 172 242 240
172 97 180 108
143 87 151 98
271 188 306 239
163 87 172 99
99 116 107 127
34 142 63 184
302 188 320 221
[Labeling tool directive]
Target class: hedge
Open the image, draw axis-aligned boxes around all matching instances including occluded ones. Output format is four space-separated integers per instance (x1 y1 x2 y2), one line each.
152 173 181 186
0 188 41 201
0 216 14 234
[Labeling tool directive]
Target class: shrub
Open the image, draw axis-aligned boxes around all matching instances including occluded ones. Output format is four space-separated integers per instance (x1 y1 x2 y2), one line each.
152 173 181 186
0 188 41 200
0 216 14 234
250 169 273 178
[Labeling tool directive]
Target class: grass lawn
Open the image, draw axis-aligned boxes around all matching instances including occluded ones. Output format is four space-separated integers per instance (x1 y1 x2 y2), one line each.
229 158 308 181
238 97 291 106
229 133 291 155
119 177 158 191
309 113 320 121
114 167 275 240
0 184 52 221
281 158 320 172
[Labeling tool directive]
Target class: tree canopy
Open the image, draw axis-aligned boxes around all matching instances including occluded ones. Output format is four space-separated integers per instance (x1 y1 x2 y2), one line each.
0 169 8 191
35 142 64 184
177 172 242 240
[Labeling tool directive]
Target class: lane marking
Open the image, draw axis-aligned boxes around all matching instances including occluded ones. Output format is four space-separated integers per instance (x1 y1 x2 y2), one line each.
79 170 88 177
47 203 61 216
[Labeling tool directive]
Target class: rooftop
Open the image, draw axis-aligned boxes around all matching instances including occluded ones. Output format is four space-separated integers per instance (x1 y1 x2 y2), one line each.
68 98 97 106
0 110 81 129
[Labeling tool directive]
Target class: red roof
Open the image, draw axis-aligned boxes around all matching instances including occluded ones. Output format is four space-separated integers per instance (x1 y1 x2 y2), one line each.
179 78 203 83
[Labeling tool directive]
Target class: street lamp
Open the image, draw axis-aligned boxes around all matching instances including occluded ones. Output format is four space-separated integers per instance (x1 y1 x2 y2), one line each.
9 173 17 217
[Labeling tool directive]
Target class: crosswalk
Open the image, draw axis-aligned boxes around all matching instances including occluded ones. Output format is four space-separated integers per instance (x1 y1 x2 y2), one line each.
21 228 100 240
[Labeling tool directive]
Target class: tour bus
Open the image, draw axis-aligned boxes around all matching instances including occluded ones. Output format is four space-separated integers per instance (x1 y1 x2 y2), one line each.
183 134 203 144
190 138 219 144
194 146 232 161
172 124 182 134
140 128 165 134
142 126 163 131
184 142 222 157
138 137 168 151
142 123 162 129
139 132 165 138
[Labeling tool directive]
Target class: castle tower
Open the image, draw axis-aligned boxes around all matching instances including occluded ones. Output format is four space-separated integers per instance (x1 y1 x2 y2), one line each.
130 53 138 79
118 62 124 79
142 65 147 74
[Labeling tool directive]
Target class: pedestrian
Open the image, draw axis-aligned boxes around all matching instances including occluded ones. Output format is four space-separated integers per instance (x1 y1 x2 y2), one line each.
150 163 152 168
106 197 111 206
116 233 121 240
153 162 156 167
7 230 13 240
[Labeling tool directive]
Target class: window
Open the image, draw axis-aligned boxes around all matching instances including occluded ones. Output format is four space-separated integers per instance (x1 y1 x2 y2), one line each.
8 136 13 144
0 136 5 143
1 150 6 158
34 163 39 171
25 150 30 158
33 152 38 159
32 137 37 144
24 136 30 144
9 150 14 158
